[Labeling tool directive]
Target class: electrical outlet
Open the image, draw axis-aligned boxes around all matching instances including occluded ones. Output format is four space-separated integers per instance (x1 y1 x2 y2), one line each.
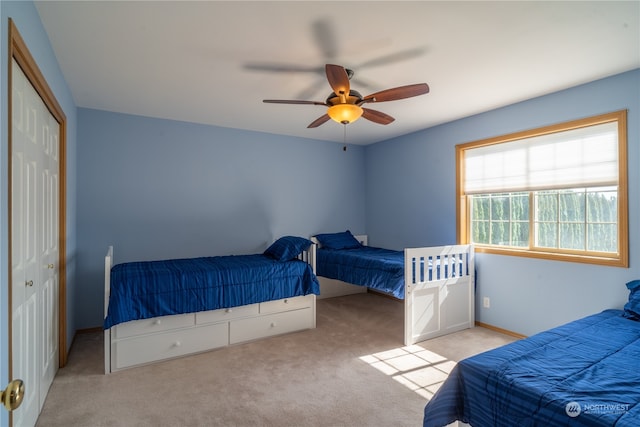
483 297 490 308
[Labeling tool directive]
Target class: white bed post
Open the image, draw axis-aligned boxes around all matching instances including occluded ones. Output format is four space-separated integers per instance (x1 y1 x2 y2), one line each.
104 246 113 374
308 243 316 273
303 243 317 329
404 248 415 346
311 243 317 328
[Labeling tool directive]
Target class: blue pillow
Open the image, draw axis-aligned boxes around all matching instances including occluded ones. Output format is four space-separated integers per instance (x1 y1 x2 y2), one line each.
314 230 362 250
623 279 640 321
264 236 313 261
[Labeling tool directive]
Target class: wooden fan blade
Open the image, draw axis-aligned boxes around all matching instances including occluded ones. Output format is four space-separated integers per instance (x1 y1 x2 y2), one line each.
263 99 326 106
362 108 395 125
362 83 430 103
308 114 331 128
325 64 350 98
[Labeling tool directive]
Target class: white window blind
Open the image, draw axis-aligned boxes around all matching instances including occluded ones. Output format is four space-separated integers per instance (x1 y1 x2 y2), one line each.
464 121 619 194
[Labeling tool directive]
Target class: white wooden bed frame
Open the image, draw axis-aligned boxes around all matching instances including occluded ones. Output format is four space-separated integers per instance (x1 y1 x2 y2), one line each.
312 235 475 345
104 245 318 373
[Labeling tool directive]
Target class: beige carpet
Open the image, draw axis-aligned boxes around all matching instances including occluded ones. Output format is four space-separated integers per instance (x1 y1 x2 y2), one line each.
36 293 516 427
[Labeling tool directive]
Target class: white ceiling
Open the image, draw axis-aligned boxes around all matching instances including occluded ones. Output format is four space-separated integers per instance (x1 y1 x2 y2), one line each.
34 1 640 145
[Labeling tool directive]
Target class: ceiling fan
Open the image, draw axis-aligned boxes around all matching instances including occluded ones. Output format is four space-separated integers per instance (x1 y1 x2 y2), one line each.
263 64 430 128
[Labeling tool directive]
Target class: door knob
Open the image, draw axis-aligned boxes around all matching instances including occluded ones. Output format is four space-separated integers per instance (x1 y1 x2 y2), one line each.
1 379 24 411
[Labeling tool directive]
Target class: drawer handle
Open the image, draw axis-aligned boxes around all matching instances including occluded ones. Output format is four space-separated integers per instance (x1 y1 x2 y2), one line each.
284 299 288 304
173 341 181 348
270 322 276 328
225 308 232 313
154 319 162 326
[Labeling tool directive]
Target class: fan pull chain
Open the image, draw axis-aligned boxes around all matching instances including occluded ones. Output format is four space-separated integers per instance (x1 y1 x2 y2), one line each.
343 123 347 151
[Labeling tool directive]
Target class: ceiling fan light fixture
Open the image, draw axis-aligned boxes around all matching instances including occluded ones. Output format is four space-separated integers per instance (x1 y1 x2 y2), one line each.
327 104 363 124
264 64 428 128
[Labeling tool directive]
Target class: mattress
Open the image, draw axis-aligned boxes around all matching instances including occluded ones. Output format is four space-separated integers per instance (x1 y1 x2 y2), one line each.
316 246 405 298
423 309 640 426
104 254 320 329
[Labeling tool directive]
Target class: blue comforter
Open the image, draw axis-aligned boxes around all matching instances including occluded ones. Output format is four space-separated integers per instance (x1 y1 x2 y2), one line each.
104 254 320 329
423 309 640 426
316 246 405 299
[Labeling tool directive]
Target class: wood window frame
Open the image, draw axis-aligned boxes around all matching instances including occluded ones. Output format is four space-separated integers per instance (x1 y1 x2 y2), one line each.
456 110 628 267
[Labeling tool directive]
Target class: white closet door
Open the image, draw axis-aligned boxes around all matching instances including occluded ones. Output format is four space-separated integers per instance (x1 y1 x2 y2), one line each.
11 58 59 427
11 58 40 427
38 86 59 406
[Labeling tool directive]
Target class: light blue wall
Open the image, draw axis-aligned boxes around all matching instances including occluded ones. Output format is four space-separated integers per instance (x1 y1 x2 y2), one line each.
76 109 366 329
0 2 77 426
365 69 640 336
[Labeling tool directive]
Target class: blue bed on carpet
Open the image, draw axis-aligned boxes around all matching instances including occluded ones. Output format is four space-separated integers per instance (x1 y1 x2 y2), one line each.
314 229 406 298
423 280 640 427
104 236 320 329
316 245 405 299
313 230 463 300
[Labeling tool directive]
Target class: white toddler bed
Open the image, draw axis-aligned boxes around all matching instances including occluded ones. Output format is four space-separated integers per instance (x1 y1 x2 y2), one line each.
104 243 318 373
312 234 475 345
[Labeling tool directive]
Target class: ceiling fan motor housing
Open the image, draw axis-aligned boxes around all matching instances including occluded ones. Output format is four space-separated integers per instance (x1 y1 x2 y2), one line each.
326 90 363 106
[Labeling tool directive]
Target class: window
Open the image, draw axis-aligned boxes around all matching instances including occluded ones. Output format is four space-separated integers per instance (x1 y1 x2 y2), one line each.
457 110 628 267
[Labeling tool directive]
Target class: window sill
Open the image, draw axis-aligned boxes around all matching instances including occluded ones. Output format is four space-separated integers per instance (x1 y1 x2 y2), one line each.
473 245 628 268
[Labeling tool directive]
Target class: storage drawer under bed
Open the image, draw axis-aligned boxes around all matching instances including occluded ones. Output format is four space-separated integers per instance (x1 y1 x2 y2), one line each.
112 322 229 370
108 295 316 371
259 294 314 314
229 307 313 344
196 303 259 324
113 313 195 339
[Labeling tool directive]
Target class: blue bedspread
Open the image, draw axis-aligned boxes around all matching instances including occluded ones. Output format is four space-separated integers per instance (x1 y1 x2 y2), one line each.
316 246 405 299
104 254 320 329
423 309 640 426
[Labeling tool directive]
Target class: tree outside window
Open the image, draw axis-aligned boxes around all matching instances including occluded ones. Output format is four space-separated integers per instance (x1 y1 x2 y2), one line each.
457 111 628 267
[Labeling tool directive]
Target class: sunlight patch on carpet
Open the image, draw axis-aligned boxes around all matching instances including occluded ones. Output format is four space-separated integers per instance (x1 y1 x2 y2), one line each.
359 345 454 399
